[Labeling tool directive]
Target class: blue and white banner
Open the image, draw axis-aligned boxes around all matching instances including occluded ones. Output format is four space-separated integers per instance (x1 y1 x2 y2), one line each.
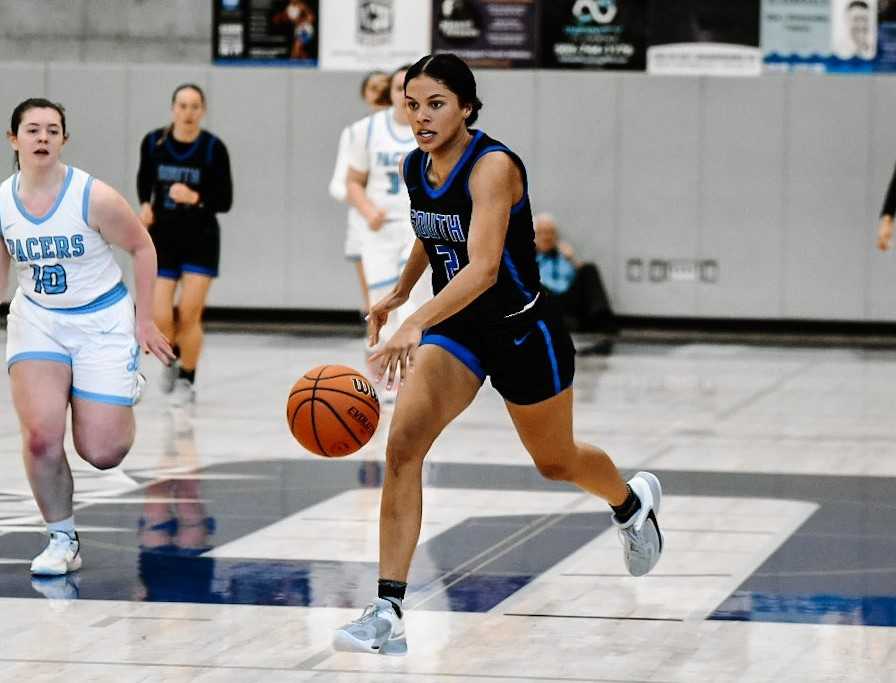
761 0 878 73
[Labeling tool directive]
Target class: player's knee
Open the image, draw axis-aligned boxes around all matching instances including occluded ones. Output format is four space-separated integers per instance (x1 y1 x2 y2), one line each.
534 459 573 482
178 305 203 328
74 433 132 470
23 429 64 462
385 425 428 471
81 443 130 470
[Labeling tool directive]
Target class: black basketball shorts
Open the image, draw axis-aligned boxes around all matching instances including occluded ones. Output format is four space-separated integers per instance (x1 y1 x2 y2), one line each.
420 309 575 406
150 220 220 280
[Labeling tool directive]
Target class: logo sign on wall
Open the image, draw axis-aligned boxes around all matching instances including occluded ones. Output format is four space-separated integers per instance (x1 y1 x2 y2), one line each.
647 0 762 76
320 0 431 70
542 0 647 70
213 0 319 65
431 0 539 68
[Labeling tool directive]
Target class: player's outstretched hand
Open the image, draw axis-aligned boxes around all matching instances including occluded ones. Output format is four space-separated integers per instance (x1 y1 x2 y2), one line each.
366 289 409 347
369 321 422 390
137 319 176 365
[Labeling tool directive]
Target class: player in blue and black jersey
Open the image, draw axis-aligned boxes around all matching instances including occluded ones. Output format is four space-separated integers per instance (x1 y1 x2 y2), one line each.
136 83 232 406
334 53 665 656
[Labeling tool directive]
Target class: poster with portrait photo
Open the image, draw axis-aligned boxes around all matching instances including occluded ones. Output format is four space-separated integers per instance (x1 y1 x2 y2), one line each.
431 0 539 68
831 0 877 67
320 0 432 71
647 0 762 76
213 0 319 65
541 0 646 70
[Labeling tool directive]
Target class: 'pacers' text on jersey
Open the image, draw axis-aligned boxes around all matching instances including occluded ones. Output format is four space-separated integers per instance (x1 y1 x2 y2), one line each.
0 166 123 309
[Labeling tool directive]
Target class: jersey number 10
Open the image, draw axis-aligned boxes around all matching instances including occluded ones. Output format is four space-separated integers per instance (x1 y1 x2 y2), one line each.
31 264 68 295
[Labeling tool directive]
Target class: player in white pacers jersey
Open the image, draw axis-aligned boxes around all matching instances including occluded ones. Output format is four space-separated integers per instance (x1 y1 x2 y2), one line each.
345 65 423 370
329 70 389 315
0 98 173 576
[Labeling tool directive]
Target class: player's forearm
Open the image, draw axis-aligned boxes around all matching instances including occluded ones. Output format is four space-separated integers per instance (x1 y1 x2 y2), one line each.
130 239 158 324
394 242 428 298
346 181 378 220
407 262 496 331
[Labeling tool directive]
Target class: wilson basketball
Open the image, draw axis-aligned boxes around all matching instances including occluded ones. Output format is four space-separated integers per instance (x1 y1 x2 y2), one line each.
286 365 380 457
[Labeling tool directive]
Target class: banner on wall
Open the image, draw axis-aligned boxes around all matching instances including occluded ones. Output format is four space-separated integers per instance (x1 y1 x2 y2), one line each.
761 0 878 72
319 1 432 70
431 0 539 68
213 0 319 65
541 0 647 70
647 0 762 76
878 0 896 70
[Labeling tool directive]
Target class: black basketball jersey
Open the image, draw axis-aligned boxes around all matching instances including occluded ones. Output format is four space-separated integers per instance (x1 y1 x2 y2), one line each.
136 128 232 228
403 130 540 325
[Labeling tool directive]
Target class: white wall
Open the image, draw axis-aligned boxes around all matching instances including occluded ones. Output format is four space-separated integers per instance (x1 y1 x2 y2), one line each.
2 63 895 321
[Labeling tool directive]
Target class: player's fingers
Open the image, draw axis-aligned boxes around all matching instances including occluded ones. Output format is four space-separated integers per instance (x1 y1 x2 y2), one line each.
398 349 408 385
386 354 399 389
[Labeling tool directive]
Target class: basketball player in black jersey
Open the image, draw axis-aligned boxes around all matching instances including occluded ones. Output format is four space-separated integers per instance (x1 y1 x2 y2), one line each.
333 54 664 656
137 84 233 406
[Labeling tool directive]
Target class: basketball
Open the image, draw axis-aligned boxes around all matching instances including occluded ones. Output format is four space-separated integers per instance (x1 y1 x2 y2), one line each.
286 365 380 457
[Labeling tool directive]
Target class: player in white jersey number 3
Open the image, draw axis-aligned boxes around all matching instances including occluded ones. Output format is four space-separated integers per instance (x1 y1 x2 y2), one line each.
0 99 173 577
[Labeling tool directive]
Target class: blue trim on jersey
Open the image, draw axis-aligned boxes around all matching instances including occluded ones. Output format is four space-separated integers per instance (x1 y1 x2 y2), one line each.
8 351 72 369
368 275 399 289
345 254 362 262
13 165 74 225
421 334 486 382
403 150 414 182
25 281 128 314
182 263 218 277
365 115 375 150
165 133 204 162
536 321 561 394
384 109 414 144
464 145 530 214
71 386 134 407
464 145 509 199
158 268 181 280
502 249 534 300
422 130 484 199
81 175 95 225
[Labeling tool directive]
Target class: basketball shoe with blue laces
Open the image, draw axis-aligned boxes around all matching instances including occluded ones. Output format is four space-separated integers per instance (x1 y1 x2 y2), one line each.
333 597 407 656
613 471 664 576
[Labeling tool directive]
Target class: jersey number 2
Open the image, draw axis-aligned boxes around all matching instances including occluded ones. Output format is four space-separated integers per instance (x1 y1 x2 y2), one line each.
435 245 460 281
31 264 68 295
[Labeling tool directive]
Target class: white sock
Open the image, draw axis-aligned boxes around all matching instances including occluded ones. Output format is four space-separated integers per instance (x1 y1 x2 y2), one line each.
47 516 76 539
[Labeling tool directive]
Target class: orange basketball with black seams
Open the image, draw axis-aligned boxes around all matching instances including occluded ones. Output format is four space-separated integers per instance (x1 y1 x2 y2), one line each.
286 365 380 457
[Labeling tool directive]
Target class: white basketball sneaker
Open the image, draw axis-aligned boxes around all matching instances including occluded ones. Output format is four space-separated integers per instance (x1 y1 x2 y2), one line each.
333 597 407 656
160 359 179 394
170 378 196 407
30 531 82 576
613 471 664 577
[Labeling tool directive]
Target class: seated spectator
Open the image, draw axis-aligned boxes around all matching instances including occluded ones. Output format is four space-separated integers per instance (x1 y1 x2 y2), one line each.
534 213 616 334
